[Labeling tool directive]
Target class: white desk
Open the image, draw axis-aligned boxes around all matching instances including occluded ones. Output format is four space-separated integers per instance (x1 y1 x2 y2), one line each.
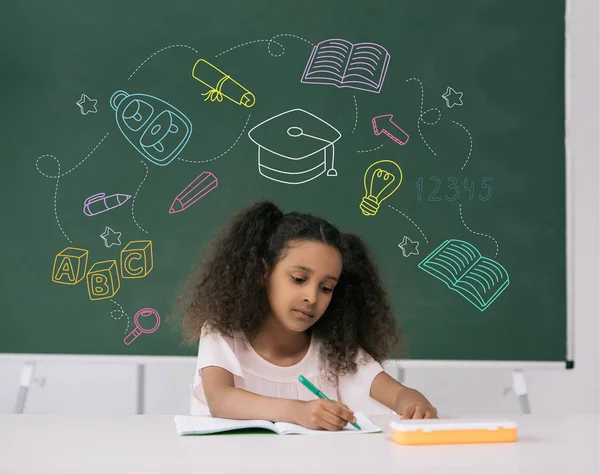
0 414 597 474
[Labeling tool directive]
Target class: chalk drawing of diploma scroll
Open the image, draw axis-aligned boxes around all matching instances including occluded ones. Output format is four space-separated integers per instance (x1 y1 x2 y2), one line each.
192 59 256 108
110 90 192 166
83 192 131 216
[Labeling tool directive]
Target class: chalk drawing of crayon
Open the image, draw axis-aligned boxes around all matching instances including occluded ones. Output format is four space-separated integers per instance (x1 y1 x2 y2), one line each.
169 172 218 214
83 192 132 217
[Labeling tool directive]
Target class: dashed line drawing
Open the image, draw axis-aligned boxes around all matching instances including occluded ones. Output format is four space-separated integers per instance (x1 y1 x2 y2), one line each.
131 161 149 234
459 203 499 258
357 144 384 154
387 204 429 244
128 44 199 80
267 33 314 54
405 78 441 156
42 156 70 243
109 299 130 336
418 108 441 156
36 132 110 243
216 39 283 58
36 132 110 179
215 33 313 59
452 120 473 171
352 95 358 134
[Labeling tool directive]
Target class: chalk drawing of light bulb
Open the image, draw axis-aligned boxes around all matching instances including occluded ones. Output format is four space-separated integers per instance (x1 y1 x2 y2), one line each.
360 159 403 216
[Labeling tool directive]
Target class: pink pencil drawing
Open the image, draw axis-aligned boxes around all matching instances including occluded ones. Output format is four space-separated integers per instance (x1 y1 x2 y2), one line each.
123 308 161 345
372 114 409 146
83 192 131 216
169 172 218 214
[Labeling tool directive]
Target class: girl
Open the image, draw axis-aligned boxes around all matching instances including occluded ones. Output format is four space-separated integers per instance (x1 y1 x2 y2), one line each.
180 201 437 430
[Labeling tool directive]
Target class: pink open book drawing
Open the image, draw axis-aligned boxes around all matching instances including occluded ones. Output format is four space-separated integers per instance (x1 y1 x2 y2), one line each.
301 38 391 94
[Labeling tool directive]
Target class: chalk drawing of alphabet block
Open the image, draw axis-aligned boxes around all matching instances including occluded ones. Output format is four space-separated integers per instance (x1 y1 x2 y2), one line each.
120 240 153 279
52 247 89 285
86 260 120 300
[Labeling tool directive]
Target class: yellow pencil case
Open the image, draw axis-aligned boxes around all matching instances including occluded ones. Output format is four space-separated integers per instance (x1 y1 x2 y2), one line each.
390 418 518 446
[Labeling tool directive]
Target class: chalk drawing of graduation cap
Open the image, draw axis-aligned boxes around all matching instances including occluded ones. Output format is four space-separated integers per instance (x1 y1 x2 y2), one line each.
247 109 342 185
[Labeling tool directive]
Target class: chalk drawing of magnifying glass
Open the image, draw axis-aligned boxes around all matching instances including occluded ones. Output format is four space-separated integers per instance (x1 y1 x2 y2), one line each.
124 308 161 345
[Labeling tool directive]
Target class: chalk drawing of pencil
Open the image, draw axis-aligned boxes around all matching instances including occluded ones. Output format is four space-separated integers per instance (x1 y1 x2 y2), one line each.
83 192 132 216
169 172 218 214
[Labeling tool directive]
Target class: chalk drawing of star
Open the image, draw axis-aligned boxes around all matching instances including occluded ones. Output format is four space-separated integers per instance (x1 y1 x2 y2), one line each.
398 236 420 257
76 94 98 115
442 87 463 108
100 226 122 248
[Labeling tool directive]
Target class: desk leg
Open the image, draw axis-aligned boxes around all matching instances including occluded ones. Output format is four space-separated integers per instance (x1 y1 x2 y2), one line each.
396 367 405 384
512 369 531 414
14 362 36 414
136 364 145 415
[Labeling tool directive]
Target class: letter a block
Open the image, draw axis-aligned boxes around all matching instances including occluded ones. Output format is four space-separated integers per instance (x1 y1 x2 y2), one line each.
121 240 153 279
86 260 120 300
52 247 89 285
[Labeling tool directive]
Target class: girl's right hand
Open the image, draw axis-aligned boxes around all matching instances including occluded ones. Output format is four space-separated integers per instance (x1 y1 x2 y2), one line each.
296 399 357 431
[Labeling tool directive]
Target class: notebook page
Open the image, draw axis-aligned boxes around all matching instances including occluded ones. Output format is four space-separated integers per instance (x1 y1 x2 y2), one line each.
174 415 277 435
274 412 382 435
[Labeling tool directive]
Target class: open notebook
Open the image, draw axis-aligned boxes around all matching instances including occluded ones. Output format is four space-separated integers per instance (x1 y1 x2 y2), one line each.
174 412 382 436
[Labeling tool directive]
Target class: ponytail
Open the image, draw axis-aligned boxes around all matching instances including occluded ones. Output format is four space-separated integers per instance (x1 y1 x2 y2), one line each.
228 201 284 264
185 201 285 339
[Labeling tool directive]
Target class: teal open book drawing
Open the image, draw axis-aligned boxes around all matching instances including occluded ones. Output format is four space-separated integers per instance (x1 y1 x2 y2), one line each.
418 239 510 311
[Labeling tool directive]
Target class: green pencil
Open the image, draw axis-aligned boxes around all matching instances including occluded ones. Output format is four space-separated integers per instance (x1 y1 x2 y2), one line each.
298 374 362 430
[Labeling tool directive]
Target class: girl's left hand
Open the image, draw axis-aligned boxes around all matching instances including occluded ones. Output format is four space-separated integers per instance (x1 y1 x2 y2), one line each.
399 401 438 419
396 390 438 419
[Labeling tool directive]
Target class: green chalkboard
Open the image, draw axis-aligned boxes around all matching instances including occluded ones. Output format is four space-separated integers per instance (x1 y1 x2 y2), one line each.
0 0 568 363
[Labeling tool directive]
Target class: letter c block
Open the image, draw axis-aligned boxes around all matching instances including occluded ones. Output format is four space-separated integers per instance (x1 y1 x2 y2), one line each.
86 260 120 300
52 247 89 285
120 240 153 279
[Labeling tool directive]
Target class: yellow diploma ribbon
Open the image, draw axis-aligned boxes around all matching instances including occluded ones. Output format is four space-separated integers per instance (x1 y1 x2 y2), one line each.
201 75 230 103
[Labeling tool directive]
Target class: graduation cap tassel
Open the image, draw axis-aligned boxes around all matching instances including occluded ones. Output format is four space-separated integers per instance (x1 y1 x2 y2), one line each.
326 144 337 177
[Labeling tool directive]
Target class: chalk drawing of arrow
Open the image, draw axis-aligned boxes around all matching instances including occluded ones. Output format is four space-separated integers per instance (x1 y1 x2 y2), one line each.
372 114 410 146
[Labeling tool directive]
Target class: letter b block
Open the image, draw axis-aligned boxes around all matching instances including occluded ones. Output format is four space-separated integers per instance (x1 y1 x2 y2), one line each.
52 247 89 285
86 260 120 300
121 240 153 279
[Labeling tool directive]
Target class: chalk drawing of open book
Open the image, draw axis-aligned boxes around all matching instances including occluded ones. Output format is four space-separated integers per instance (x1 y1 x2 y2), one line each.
300 38 391 94
418 239 510 311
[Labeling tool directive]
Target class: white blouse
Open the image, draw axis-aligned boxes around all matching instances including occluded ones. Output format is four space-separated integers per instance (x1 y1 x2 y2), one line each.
190 328 392 416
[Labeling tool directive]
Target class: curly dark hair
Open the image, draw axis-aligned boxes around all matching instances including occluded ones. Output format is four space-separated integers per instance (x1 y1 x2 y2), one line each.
178 200 402 382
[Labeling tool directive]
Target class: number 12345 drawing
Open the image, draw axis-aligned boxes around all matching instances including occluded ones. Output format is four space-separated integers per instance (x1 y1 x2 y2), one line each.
415 177 492 202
